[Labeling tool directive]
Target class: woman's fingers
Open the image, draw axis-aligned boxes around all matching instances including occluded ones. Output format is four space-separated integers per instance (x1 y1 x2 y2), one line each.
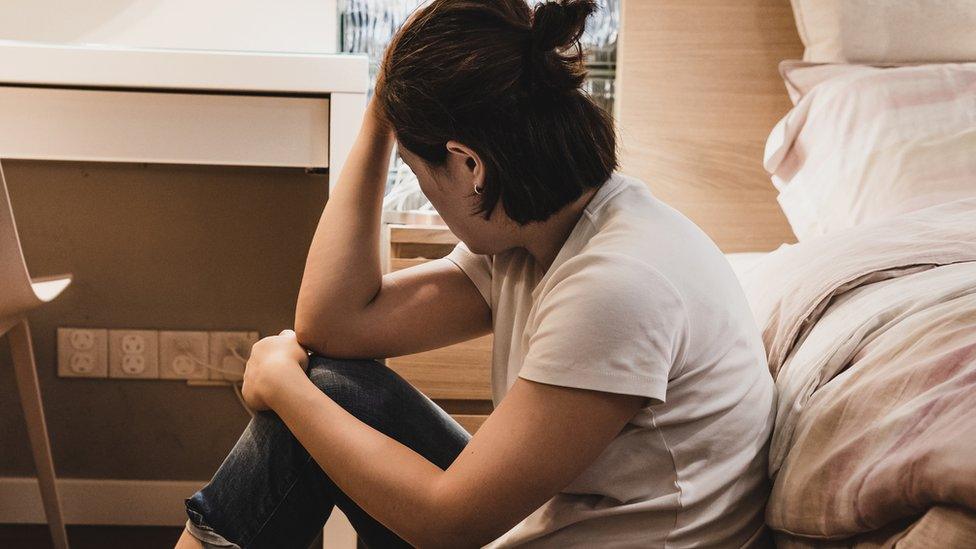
278 329 310 368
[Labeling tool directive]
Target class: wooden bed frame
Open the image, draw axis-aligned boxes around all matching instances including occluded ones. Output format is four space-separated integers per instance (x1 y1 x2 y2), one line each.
617 0 803 252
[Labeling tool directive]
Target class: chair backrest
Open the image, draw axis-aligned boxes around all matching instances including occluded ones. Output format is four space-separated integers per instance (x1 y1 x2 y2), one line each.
0 160 43 320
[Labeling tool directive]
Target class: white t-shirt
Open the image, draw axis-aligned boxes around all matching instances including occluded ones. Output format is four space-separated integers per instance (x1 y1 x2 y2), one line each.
441 173 776 548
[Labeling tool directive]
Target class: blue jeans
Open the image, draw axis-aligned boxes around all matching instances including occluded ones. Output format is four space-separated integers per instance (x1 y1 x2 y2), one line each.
184 355 472 548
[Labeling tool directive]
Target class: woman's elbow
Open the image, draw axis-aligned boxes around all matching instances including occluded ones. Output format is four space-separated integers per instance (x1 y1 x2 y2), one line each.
294 324 325 355
294 313 341 356
294 293 323 335
294 318 364 358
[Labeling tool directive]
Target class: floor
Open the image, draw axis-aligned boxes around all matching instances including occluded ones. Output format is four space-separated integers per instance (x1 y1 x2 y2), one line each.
0 525 327 548
0 525 183 549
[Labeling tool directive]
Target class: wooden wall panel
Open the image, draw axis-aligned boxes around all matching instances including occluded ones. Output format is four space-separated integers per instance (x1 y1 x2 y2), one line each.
386 336 493 401
617 0 803 252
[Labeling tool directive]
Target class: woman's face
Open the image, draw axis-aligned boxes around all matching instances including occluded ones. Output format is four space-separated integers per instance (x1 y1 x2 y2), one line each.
398 143 519 255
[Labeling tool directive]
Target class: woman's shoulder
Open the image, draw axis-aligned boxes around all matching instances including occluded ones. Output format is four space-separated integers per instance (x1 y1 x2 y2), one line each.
543 248 686 317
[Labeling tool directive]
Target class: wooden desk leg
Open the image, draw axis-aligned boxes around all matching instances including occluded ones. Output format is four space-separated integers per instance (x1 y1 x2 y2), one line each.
9 319 69 549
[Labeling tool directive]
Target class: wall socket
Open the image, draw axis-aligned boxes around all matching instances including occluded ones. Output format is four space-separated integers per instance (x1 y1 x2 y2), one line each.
57 326 262 382
108 330 159 379
209 331 259 381
159 331 210 380
57 328 109 378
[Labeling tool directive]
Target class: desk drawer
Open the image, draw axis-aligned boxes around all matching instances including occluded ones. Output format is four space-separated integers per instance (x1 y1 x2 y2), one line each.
389 257 431 271
0 86 329 168
387 335 491 400
385 222 494 417
453 414 489 434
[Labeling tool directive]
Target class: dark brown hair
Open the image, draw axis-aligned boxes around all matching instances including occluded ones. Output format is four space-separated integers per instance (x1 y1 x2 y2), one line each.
376 0 617 225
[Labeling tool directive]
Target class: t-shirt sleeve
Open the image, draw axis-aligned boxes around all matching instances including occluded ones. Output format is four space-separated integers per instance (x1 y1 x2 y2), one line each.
518 255 689 404
442 241 492 308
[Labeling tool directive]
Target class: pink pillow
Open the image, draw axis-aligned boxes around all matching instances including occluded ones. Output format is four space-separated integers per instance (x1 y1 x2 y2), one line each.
764 62 976 240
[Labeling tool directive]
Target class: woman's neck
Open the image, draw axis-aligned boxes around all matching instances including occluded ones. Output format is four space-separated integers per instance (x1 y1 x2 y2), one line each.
519 186 600 272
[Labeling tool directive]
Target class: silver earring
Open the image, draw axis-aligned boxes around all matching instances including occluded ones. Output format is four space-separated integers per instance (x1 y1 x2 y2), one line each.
473 185 484 195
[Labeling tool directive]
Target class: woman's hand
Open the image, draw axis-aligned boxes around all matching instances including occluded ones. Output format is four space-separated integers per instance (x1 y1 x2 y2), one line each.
241 330 311 412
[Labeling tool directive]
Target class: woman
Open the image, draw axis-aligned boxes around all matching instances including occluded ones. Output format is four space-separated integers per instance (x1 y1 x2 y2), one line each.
177 0 775 547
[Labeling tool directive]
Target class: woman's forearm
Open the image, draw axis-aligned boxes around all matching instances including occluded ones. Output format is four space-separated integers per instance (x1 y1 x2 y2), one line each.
295 101 395 350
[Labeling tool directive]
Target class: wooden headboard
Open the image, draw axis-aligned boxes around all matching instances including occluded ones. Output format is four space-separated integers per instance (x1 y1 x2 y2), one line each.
617 0 803 252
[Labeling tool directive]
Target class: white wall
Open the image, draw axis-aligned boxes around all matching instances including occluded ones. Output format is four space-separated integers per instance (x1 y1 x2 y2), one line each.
0 0 338 53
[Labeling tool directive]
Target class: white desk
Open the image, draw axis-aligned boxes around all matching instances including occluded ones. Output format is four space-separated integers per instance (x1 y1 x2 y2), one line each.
0 40 368 181
0 39 368 548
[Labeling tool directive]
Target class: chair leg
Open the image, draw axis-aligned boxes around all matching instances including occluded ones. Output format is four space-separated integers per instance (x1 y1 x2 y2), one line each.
9 319 69 549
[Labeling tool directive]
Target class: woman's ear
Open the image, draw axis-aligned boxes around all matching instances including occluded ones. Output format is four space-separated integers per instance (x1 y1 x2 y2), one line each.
445 140 485 189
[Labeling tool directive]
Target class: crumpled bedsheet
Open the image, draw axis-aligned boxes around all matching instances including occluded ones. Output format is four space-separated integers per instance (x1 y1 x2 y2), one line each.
740 197 976 540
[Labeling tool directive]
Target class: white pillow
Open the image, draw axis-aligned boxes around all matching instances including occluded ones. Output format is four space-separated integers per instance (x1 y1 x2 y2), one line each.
776 60 867 104
790 0 976 63
764 62 976 240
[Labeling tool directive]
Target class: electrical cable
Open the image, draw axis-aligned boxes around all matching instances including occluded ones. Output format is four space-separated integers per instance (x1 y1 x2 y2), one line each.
233 381 255 419
183 352 244 379
229 346 249 365
175 339 252 416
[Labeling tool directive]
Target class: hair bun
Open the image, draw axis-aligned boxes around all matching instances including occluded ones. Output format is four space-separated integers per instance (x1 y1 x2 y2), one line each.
531 0 596 52
527 0 596 94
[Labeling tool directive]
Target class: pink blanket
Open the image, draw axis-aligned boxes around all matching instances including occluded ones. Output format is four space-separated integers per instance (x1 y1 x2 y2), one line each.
741 198 976 540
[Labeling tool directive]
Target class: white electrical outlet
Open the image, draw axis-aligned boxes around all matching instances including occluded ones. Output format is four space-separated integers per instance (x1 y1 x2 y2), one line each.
108 330 159 379
208 331 260 381
159 331 210 380
57 328 109 378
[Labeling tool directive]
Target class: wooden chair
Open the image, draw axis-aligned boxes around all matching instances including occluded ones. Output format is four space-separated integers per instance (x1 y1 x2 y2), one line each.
1 160 72 549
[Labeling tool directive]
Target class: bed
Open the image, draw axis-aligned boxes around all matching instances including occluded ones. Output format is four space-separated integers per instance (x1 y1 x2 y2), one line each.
618 1 976 547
